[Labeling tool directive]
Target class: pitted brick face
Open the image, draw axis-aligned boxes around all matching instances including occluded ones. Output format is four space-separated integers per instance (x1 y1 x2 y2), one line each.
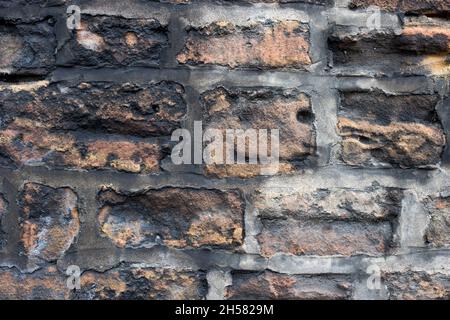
0 21 55 75
97 187 245 249
0 81 186 137
19 183 80 262
178 20 311 69
58 16 168 67
254 186 403 257
384 272 450 300
226 271 353 300
76 267 207 300
349 0 450 17
337 92 445 168
424 193 450 248
0 194 6 250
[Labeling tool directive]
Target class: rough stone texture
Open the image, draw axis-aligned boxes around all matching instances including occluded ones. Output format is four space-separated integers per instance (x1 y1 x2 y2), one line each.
329 23 450 76
349 0 450 17
0 81 186 137
0 122 162 173
98 187 245 249
254 186 402 257
57 16 168 67
0 21 55 75
338 91 445 168
19 183 80 262
178 20 311 69
76 267 207 300
0 266 69 300
384 272 450 300
424 192 450 248
226 271 353 300
0 0 66 7
201 87 315 177
0 194 6 250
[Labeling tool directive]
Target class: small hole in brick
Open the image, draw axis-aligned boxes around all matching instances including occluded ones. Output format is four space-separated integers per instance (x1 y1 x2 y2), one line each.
152 105 160 113
296 110 313 123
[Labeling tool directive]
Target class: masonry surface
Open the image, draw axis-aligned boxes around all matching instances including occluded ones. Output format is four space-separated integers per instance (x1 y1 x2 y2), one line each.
0 0 449 300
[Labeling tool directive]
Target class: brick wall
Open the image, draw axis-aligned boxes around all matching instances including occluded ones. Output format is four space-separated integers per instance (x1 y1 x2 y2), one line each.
0 0 449 300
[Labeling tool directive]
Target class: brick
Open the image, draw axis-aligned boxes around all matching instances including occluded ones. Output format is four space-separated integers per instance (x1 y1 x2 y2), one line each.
0 81 186 137
0 194 6 249
254 186 402 257
337 91 445 168
0 266 69 300
57 16 168 67
76 267 207 300
328 24 450 76
226 271 352 300
424 192 450 247
0 0 66 7
201 87 315 177
19 183 80 262
0 122 162 173
98 187 245 249
349 0 450 17
178 20 311 69
0 21 55 75
384 272 450 300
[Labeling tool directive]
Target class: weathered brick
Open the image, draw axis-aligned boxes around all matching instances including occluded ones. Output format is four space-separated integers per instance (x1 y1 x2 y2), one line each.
19 183 80 262
349 0 450 17
98 187 245 249
254 186 402 257
57 16 168 67
0 194 6 249
0 0 66 7
384 272 450 300
76 267 207 300
329 24 450 76
0 122 162 173
0 266 69 300
0 21 55 75
337 91 445 168
0 81 186 137
201 87 315 177
226 271 352 300
424 192 450 248
178 20 311 69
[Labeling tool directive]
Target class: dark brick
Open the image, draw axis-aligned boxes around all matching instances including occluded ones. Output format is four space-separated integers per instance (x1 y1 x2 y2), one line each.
0 21 55 75
19 183 80 262
254 185 402 257
349 0 450 17
226 271 352 300
57 16 168 67
0 194 6 249
98 187 245 249
424 191 450 248
0 81 186 137
338 91 445 168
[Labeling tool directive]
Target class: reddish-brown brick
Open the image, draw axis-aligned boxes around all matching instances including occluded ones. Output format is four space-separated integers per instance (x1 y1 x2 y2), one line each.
98 187 245 249
254 186 402 257
0 81 186 137
77 267 207 300
338 92 445 168
384 271 450 300
226 271 353 300
178 20 311 69
19 183 80 262
57 16 168 67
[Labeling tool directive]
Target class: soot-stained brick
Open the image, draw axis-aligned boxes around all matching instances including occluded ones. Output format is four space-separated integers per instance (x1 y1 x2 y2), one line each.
19 183 80 262
337 91 445 168
97 187 245 250
57 16 168 67
226 271 353 300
